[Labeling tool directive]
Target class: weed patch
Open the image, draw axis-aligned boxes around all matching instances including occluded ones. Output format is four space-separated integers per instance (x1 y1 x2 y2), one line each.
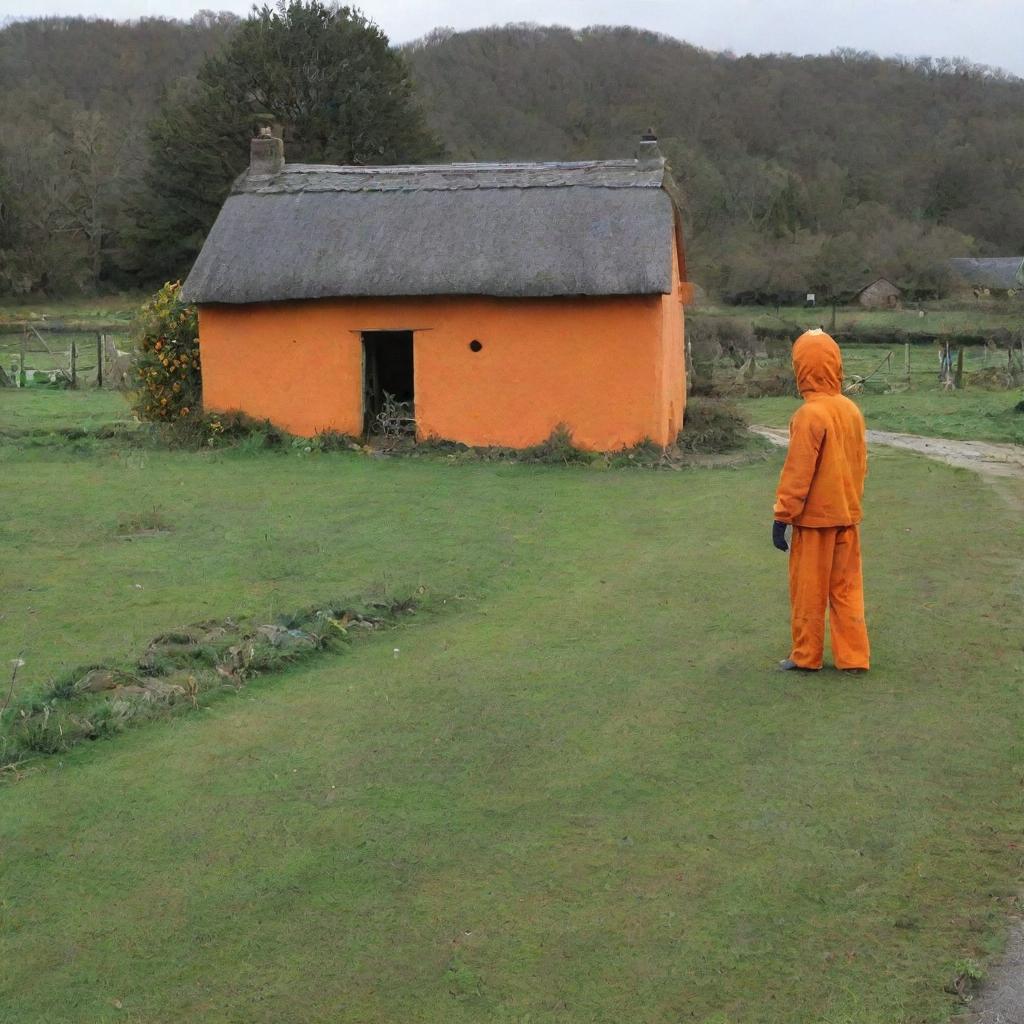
606 437 665 468
116 507 171 537
678 398 750 453
309 429 362 452
944 958 985 1002
967 366 1019 391
164 409 287 450
0 597 418 772
363 426 596 466
520 424 595 465
740 367 798 398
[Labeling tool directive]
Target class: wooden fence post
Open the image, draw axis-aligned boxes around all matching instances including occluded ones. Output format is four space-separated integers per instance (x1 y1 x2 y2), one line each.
70 338 77 389
954 347 964 389
96 333 104 388
904 342 911 384
19 336 25 387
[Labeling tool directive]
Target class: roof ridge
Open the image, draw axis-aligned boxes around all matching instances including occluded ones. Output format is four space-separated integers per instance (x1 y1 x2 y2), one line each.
279 159 644 173
233 160 668 198
239 183 661 194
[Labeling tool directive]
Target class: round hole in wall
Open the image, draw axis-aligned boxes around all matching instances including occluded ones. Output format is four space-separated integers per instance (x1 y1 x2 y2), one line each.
469 340 483 352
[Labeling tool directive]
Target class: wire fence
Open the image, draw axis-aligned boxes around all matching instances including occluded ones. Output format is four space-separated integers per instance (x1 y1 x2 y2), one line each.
0 326 133 389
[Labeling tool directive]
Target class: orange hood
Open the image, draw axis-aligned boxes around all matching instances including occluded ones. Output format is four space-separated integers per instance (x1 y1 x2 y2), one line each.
792 330 843 397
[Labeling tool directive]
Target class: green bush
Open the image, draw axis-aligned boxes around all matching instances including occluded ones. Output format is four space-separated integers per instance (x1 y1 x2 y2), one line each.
131 281 200 423
678 398 749 453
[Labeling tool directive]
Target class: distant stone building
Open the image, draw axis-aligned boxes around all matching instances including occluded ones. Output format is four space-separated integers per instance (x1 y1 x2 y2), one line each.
853 278 902 309
948 257 1024 296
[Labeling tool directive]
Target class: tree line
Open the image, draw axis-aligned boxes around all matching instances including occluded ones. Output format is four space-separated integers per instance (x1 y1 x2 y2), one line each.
1 11 1023 299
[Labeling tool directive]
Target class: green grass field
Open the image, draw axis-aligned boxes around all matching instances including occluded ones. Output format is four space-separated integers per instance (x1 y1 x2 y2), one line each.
0 293 141 327
740 390 1024 445
730 343 1024 444
0 294 138 383
0 389 1022 1023
695 301 1024 335
837 342 1011 380
0 388 134 433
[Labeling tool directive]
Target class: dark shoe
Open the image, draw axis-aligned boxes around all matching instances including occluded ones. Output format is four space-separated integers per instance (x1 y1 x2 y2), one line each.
840 667 869 675
777 658 820 672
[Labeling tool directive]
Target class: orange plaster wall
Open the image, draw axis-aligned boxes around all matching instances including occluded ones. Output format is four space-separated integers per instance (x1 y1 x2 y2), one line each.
658 239 687 440
199 302 365 437
413 296 668 450
198 290 685 450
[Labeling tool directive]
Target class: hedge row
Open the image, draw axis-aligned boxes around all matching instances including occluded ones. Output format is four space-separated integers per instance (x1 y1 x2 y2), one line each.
752 324 1024 347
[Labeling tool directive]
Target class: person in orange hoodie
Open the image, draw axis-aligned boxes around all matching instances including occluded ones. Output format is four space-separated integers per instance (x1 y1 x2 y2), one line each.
773 329 870 672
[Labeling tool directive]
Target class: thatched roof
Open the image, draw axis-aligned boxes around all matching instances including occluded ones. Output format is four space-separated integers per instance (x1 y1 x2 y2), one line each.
948 257 1024 291
181 158 685 305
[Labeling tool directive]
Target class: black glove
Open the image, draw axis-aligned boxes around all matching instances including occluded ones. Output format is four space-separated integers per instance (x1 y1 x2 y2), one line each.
772 520 789 552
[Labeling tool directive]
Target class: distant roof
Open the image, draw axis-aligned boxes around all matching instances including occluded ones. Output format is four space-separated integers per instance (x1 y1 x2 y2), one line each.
948 257 1024 290
181 159 685 304
853 276 901 296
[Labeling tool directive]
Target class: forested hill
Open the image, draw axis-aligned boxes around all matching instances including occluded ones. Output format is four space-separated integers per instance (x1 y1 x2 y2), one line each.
0 14 238 294
404 25 1024 295
2 16 1023 297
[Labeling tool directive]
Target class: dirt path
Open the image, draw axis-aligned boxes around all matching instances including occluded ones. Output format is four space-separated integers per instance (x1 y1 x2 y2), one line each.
752 426 1024 481
960 925 1024 1024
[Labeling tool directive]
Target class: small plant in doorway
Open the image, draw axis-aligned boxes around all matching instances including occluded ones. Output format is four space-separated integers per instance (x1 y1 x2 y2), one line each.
373 392 416 439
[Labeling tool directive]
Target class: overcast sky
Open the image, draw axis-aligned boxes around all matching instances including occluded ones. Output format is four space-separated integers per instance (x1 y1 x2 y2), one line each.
3 0 1022 77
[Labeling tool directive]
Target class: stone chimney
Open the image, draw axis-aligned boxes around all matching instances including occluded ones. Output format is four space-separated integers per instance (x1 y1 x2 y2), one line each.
636 128 664 168
249 126 284 176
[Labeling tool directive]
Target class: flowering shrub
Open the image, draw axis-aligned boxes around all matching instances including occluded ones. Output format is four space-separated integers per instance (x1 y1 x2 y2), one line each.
131 282 200 422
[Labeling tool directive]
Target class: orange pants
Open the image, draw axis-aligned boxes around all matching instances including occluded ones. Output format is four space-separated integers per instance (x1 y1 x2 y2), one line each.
789 524 870 670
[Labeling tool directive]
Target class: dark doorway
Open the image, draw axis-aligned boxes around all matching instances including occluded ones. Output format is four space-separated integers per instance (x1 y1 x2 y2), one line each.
362 331 415 435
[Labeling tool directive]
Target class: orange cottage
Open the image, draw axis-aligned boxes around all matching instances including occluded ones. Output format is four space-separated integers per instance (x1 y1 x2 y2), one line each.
182 132 692 451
